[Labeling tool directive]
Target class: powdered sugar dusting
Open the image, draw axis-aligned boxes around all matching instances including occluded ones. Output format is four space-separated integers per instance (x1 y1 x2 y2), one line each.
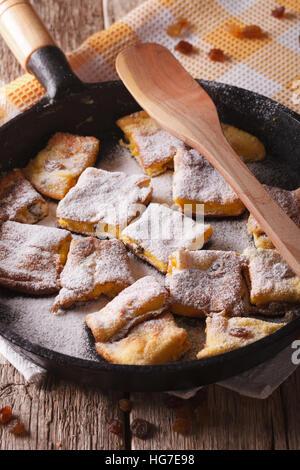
245 247 300 305
0 221 71 294
0 169 48 223
53 237 135 312
86 276 169 342
166 250 249 317
173 148 243 205
0 130 299 362
57 167 152 228
122 203 212 266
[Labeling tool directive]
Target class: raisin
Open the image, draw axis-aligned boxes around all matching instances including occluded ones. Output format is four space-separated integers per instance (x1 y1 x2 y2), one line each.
271 6 285 18
229 326 251 338
9 421 25 435
228 24 264 39
167 18 189 37
118 398 132 413
172 417 191 434
208 48 227 62
44 160 66 172
135 245 144 255
27 203 42 217
108 419 123 436
163 394 185 409
131 418 152 439
0 406 12 424
174 40 194 55
227 24 243 38
242 25 264 39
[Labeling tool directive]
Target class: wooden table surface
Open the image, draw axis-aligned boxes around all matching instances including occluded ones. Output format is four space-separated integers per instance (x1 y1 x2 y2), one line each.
0 0 299 451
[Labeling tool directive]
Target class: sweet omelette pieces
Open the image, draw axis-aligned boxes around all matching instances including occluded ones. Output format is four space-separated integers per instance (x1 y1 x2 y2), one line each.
197 313 284 359
52 237 134 313
221 124 266 162
248 186 300 249
0 169 48 224
0 221 71 294
96 312 190 365
121 203 213 273
166 250 249 317
57 167 152 238
86 276 189 365
116 110 184 176
24 132 99 200
116 111 266 177
173 148 245 217
86 276 169 343
244 247 300 306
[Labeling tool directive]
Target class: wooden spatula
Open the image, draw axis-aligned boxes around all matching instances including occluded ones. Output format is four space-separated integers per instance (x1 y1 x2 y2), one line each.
116 42 300 277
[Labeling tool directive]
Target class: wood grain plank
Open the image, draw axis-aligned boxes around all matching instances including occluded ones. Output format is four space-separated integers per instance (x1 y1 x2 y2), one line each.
0 362 125 450
280 367 300 450
103 0 144 28
0 0 104 84
130 385 289 450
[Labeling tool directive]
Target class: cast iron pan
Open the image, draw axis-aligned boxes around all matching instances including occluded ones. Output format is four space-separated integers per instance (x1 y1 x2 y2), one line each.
0 2 300 391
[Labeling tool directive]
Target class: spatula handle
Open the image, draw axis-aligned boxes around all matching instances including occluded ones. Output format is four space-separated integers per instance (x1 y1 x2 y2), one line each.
0 0 55 71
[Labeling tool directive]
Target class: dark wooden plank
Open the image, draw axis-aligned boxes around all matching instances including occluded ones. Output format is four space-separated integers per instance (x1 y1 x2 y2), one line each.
130 385 288 450
280 366 300 450
0 361 125 450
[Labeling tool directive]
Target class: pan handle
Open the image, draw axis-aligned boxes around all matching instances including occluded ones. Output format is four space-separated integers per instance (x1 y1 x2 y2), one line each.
0 0 84 98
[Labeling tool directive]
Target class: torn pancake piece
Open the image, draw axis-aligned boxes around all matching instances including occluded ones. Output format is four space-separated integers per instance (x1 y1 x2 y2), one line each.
244 247 300 306
96 312 190 365
166 250 249 317
121 203 213 273
24 132 99 200
221 124 266 162
173 148 245 216
0 169 48 224
52 237 135 313
57 167 152 238
86 276 169 343
197 313 284 359
0 221 71 294
116 110 184 176
248 186 300 249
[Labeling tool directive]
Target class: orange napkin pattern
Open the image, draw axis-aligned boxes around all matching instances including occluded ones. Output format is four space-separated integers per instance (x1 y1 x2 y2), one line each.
0 0 299 126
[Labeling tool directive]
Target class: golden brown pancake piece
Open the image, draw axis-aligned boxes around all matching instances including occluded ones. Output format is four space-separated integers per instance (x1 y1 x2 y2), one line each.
24 132 99 200
86 276 169 343
248 186 300 249
221 124 266 162
57 167 152 238
197 312 284 359
244 247 300 306
173 148 245 217
121 202 213 273
52 237 134 313
0 221 71 294
116 110 184 176
96 312 190 365
166 249 249 317
0 169 48 224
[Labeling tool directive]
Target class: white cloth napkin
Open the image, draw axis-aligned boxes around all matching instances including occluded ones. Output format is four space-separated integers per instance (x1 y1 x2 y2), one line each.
0 335 298 398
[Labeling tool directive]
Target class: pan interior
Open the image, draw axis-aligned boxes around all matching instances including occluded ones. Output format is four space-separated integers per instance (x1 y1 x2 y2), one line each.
0 80 299 366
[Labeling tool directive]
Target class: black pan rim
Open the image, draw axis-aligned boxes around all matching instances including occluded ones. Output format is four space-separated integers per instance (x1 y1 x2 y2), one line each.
1 78 300 387
1 314 300 376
